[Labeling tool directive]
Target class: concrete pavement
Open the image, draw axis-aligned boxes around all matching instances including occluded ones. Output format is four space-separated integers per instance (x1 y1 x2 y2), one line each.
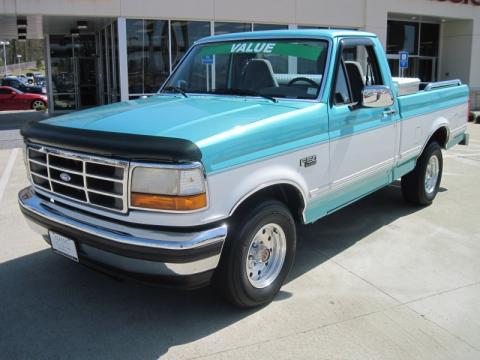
0 110 50 149
0 124 479 359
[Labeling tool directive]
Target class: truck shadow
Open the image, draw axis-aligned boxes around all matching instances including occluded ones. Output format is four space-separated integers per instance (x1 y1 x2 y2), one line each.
0 182 425 359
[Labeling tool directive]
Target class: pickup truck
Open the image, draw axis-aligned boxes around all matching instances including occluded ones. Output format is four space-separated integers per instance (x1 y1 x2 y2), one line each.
18 30 469 308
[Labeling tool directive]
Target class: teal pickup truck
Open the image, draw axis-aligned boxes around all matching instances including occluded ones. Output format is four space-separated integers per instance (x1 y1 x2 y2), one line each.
18 30 469 308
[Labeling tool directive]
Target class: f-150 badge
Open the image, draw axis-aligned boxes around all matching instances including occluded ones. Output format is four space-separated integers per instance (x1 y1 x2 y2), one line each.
300 156 317 168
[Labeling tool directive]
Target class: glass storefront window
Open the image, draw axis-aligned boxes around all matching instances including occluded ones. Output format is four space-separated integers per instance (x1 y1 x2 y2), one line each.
420 23 439 57
214 22 252 35
388 57 437 82
126 19 170 94
387 19 440 82
126 19 144 94
253 24 288 31
297 26 329 29
387 21 419 55
171 21 211 68
143 20 170 93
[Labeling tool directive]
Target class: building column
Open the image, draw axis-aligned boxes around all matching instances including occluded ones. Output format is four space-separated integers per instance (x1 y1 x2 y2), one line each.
117 17 129 102
469 19 480 110
364 0 388 49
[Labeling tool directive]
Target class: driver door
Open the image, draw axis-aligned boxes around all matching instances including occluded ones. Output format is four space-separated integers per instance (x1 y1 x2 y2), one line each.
327 39 397 207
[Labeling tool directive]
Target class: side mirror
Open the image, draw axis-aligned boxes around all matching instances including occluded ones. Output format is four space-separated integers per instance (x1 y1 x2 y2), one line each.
10 91 16 96
362 85 394 108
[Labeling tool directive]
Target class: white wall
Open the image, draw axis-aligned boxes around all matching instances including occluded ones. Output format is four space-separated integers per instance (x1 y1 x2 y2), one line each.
440 20 473 84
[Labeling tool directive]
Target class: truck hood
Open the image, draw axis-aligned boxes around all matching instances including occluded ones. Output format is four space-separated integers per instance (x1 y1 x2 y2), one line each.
39 94 327 173
44 95 301 141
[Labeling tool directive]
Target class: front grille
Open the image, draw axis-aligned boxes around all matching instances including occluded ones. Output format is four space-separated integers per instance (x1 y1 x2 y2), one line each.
26 144 129 213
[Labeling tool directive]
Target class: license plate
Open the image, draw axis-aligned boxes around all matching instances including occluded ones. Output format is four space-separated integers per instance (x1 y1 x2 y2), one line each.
49 231 79 262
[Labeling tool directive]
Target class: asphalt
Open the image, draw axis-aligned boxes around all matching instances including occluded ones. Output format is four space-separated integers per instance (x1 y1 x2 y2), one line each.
0 116 479 359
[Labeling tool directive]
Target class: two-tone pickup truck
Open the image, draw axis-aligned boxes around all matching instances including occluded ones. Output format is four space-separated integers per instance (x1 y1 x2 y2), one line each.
18 30 469 308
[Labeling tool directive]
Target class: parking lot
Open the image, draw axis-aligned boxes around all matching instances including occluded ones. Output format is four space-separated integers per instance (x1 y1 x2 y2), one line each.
0 116 479 359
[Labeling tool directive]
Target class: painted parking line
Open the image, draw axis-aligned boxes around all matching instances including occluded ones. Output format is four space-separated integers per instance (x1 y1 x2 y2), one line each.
0 148 19 203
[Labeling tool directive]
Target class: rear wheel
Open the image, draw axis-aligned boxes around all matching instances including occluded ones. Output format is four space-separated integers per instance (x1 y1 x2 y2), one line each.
31 100 46 110
215 200 296 308
401 141 443 205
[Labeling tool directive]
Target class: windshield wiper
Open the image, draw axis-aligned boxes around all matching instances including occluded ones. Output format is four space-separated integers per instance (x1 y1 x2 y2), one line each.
211 88 278 103
162 86 188 98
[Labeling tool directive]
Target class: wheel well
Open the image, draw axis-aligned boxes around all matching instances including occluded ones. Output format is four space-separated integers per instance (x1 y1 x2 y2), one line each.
231 184 306 223
428 127 448 149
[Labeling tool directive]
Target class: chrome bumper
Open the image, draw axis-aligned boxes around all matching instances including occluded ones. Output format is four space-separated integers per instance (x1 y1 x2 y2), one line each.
18 187 227 284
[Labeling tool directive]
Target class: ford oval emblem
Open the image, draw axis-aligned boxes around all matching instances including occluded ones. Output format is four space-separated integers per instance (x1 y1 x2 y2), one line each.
60 172 72 182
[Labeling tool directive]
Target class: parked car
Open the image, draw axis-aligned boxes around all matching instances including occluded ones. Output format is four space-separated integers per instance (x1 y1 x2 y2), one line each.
25 72 36 84
17 75 29 83
0 86 47 110
1 76 46 94
34 75 46 87
18 30 469 308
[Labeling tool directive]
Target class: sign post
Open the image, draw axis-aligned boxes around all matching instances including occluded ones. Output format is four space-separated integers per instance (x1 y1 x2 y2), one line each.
399 51 409 78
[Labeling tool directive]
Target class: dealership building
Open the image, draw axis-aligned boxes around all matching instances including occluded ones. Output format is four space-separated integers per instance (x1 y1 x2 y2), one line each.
0 0 479 112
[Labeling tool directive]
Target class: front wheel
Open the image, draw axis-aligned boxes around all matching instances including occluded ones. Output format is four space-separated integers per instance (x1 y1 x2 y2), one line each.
214 200 296 308
401 141 443 205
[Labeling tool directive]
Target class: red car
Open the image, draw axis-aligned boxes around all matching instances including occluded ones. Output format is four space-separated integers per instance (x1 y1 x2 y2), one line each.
0 86 48 111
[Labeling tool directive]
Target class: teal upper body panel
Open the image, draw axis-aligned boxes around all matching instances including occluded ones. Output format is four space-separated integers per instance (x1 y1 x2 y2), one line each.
43 95 328 173
398 85 469 119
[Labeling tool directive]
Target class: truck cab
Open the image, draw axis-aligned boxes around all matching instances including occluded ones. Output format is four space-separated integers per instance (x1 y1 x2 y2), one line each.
18 30 469 308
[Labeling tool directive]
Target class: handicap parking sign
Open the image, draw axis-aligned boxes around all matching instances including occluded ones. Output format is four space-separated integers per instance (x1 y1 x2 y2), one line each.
399 51 409 69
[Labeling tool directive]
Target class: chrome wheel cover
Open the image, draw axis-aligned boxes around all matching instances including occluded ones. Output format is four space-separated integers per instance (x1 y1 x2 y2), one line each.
245 223 287 289
425 154 440 194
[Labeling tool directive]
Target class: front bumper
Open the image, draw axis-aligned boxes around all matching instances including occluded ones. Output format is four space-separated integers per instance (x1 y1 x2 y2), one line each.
18 187 227 288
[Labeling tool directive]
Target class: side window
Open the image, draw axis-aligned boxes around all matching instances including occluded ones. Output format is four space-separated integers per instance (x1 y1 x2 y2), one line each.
341 44 383 104
334 61 351 105
0 89 10 95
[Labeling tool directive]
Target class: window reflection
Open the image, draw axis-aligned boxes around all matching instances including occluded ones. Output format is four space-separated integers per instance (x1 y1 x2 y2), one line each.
126 19 170 94
126 19 144 94
253 24 288 31
420 23 439 57
171 21 211 68
387 21 419 55
214 22 251 35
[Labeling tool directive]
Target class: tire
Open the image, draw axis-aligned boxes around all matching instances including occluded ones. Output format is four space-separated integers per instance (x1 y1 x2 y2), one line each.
31 100 46 110
401 141 443 206
214 200 296 308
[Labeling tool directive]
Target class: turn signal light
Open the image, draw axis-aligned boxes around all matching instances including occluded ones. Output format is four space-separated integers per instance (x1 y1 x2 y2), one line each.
131 192 207 211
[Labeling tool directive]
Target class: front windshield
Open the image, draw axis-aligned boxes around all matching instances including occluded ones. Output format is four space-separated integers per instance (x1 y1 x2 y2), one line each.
163 39 329 100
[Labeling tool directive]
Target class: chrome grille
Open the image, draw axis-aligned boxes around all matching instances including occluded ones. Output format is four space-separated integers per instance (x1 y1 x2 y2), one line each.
26 144 129 213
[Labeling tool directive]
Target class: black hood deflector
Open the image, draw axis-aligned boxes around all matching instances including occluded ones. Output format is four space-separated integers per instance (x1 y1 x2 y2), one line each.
21 121 202 162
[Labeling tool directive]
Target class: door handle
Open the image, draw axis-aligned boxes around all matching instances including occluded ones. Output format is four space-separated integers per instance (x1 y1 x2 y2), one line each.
383 109 397 117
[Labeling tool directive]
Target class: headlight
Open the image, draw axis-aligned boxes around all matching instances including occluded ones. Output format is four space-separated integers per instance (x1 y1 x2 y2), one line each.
130 164 207 211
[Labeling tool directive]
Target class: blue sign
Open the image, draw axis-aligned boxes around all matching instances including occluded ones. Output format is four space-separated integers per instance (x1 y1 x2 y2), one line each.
201 55 214 65
399 51 409 69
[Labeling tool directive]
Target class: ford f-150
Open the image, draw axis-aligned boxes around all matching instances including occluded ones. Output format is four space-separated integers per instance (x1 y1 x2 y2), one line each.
18 30 469 308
